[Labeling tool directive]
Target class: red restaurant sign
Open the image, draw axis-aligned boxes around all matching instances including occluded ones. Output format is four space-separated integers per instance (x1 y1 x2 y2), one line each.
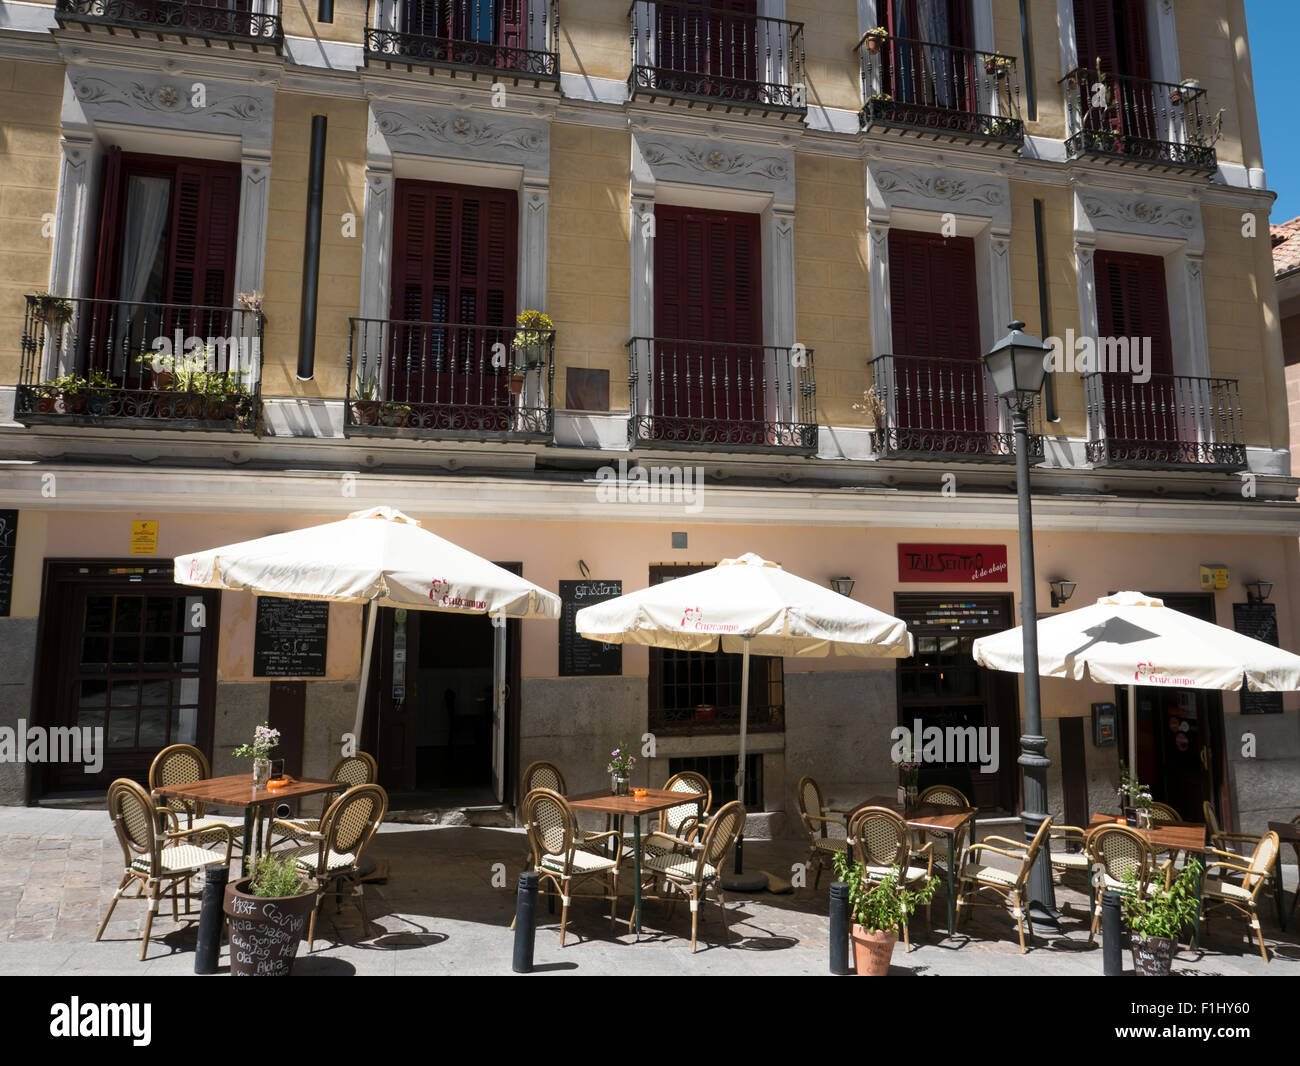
898 544 1009 584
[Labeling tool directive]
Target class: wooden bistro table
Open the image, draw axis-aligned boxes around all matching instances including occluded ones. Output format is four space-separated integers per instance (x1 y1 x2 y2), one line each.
567 787 706 938
1088 814 1209 945
152 773 343 876
851 796 978 937
1266 820 1299 931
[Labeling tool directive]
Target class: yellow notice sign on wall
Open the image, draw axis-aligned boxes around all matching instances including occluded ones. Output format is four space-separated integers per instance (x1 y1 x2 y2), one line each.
131 521 158 556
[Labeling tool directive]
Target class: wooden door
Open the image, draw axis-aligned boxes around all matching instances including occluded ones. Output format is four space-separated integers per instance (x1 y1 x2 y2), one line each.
1072 0 1155 147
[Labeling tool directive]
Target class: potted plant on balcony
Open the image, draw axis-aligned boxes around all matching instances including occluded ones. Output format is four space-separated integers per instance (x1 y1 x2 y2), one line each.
33 291 74 329
379 401 411 428
832 853 936 975
1122 857 1202 976
511 309 553 372
50 372 87 415
222 851 316 977
863 26 887 54
83 369 117 416
984 54 1013 78
353 377 381 425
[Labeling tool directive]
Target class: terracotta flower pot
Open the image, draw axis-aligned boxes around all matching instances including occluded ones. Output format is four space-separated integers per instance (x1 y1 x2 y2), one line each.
223 876 317 977
1131 933 1176 976
866 36 881 54
850 924 897 976
508 374 525 396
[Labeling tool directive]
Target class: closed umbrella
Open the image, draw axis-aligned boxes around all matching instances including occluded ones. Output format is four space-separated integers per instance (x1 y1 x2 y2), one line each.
971 590 1300 771
576 552 914 877
175 507 560 774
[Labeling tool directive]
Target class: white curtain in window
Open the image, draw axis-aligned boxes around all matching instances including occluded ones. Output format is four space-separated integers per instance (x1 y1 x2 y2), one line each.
916 0 954 108
115 175 171 376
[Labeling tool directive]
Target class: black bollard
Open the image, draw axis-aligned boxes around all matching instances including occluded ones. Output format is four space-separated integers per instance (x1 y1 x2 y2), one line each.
829 881 850 975
733 835 744 875
195 864 229 975
513 872 539 974
1102 890 1123 976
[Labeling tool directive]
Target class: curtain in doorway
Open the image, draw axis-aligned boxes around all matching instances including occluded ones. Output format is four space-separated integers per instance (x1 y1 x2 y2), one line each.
114 174 171 376
915 0 953 108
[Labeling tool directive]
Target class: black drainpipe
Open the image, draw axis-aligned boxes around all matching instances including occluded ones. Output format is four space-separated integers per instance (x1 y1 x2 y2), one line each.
1033 197 1058 423
297 114 328 381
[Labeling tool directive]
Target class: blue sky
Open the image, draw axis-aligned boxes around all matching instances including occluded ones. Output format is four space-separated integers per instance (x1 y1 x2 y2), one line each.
1247 0 1300 222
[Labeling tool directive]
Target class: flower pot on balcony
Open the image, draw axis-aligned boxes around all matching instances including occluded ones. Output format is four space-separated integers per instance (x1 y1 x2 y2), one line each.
850 925 896 975
866 36 882 54
353 400 380 426
508 374 525 397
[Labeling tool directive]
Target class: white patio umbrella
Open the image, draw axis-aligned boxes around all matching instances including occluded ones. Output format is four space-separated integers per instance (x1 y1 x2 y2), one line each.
971 590 1300 770
175 507 561 743
576 552 915 876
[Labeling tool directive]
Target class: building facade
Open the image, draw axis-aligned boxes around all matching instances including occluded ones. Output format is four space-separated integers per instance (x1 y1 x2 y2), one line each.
0 0 1296 836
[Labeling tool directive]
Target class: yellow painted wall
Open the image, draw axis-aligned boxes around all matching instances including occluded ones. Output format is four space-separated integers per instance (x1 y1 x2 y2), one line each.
794 152 870 426
547 122 631 409
791 0 862 115
261 93 367 399
280 0 367 44
0 60 63 386
1178 0 1252 169
558 0 629 84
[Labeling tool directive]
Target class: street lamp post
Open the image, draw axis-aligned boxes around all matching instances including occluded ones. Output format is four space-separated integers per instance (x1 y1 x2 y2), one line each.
982 321 1059 927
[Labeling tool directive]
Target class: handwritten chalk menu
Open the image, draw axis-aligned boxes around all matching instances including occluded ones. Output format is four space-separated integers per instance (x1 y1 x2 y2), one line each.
0 510 15 617
253 598 329 678
559 579 623 677
1233 603 1283 714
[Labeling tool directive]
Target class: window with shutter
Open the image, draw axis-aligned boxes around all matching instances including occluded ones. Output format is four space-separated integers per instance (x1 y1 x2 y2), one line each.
390 179 518 428
653 0 759 101
881 1 976 114
1072 0 1156 146
652 204 764 444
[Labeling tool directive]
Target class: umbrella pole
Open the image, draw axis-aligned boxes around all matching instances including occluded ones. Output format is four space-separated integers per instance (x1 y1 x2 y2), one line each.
1127 683 1137 776
350 600 378 743
735 639 750 875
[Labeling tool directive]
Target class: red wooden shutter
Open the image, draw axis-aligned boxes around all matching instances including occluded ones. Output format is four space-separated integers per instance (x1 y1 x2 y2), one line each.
164 160 240 310
499 0 524 52
946 0 974 49
1116 0 1151 80
91 146 124 303
1073 0 1120 73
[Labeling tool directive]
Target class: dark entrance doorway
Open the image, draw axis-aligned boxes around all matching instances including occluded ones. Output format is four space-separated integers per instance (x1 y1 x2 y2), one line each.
894 593 1020 813
1116 591 1228 824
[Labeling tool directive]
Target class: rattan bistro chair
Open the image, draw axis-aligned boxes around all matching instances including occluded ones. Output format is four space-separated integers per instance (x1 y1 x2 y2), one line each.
271 751 377 847
516 787 622 947
796 776 853 890
96 778 233 961
642 771 713 858
1086 824 1170 944
847 806 934 951
954 817 1052 954
639 800 746 952
1203 801 1265 855
148 744 244 851
1201 831 1281 963
916 784 974 876
277 783 389 951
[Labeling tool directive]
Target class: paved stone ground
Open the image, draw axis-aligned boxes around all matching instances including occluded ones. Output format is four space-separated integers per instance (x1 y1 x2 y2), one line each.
1 807 1297 976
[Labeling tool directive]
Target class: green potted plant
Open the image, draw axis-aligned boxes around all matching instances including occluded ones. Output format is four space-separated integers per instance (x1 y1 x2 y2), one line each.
50 371 87 414
984 54 1013 78
1117 761 1153 826
607 742 636 796
511 309 554 370
32 291 74 328
233 722 280 787
832 854 936 975
353 377 380 425
1122 858 1202 976
83 369 116 416
222 851 316 977
863 25 888 54
378 401 411 428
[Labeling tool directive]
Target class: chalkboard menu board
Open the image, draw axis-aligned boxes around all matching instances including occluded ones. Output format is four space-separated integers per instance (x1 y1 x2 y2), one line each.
0 510 14 618
559 580 623 677
253 598 329 678
1233 602 1283 715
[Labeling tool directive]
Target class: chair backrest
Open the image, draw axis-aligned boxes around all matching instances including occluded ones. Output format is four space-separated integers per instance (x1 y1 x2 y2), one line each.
318 784 388 867
106 778 160 872
918 784 970 808
521 761 567 797
694 800 746 881
1089 825 1151 887
1014 817 1054 889
849 806 909 871
1202 800 1223 841
1148 801 1180 825
149 744 211 820
1241 832 1280 896
658 771 711 837
522 787 576 868
329 751 378 787
796 776 826 838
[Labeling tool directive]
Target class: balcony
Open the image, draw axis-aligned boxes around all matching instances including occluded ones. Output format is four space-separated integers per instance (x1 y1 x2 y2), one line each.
856 33 1023 147
1061 68 1218 173
54 0 282 51
868 353 1043 462
1084 372 1245 471
347 318 554 441
16 295 263 432
364 0 559 84
627 337 816 452
628 0 806 118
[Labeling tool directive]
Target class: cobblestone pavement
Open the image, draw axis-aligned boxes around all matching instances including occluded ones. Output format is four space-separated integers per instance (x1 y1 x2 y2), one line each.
1 807 1296 976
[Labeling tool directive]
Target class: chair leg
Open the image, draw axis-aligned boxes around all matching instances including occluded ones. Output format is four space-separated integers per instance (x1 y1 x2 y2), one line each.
140 881 161 962
96 873 132 942
559 888 571 948
690 888 699 953
717 885 730 940
307 892 324 952
1088 899 1102 945
170 880 179 922
1251 914 1269 963
1014 892 1027 954
353 879 372 937
609 871 618 932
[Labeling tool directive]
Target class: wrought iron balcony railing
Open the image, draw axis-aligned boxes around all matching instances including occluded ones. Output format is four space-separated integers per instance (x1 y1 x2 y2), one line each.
869 352 1043 461
628 0 806 117
1061 67 1218 172
365 0 559 83
856 33 1023 146
54 0 282 49
1083 372 1245 470
347 317 554 440
627 337 816 452
16 295 263 431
